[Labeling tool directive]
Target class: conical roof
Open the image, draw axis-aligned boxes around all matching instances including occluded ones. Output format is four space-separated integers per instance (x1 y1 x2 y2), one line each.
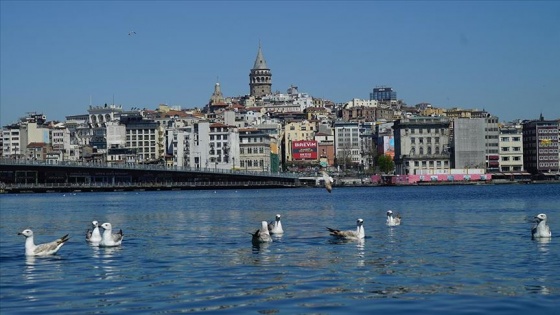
253 45 268 70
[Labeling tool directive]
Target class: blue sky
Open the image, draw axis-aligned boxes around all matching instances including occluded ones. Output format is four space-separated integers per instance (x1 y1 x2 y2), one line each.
1 1 559 126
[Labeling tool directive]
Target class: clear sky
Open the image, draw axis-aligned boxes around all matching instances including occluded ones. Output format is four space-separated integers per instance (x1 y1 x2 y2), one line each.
1 1 559 126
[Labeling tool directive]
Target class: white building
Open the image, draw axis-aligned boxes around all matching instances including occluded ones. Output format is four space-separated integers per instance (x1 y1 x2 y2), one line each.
333 121 361 168
499 124 524 172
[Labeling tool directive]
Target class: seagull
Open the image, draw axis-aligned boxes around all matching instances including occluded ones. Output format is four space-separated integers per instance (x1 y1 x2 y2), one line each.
268 214 284 234
128 31 136 36
327 218 365 240
86 220 102 244
99 222 124 247
386 210 401 226
322 170 334 193
251 221 273 245
532 213 552 239
18 229 70 256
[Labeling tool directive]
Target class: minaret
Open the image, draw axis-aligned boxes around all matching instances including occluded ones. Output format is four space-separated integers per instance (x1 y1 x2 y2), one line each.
249 43 272 98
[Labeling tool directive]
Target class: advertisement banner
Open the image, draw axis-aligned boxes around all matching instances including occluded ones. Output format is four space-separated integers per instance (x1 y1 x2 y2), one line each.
292 140 318 160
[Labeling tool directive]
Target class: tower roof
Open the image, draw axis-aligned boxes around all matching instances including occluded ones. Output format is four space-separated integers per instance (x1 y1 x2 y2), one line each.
253 44 268 70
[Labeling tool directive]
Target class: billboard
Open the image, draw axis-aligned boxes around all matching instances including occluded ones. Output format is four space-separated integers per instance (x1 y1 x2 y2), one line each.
383 135 395 158
292 140 318 160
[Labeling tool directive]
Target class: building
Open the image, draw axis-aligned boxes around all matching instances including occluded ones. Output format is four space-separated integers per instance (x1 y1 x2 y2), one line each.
484 115 500 172
249 44 272 98
393 117 451 175
238 127 271 172
121 114 162 163
333 121 361 170
522 116 559 175
2 124 22 158
370 87 397 102
452 118 486 170
499 123 524 172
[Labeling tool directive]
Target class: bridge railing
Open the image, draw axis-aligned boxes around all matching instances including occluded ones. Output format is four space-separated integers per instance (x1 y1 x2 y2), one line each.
0 180 297 191
0 158 300 178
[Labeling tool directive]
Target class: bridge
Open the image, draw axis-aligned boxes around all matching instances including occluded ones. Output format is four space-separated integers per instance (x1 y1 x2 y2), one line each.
0 159 308 193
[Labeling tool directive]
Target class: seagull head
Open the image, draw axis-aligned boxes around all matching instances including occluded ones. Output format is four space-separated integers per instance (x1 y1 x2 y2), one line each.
535 213 547 222
387 210 393 216
101 222 112 231
92 220 99 227
275 214 281 220
357 218 364 226
18 229 33 237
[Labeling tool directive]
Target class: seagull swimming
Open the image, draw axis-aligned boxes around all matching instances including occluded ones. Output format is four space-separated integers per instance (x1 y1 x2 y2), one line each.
322 170 334 193
268 214 284 234
327 218 365 240
18 229 70 256
99 222 124 247
386 210 401 226
251 221 273 245
532 213 552 239
86 220 102 244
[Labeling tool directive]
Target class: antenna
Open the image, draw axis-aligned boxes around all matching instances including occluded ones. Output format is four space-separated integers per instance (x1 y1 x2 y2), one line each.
89 95 92 106
112 94 115 105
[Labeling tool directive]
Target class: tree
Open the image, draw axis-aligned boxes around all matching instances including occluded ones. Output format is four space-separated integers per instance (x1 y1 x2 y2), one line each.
377 154 395 174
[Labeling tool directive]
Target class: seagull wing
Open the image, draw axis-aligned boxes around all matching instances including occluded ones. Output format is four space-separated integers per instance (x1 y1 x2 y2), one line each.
34 234 69 255
112 230 124 243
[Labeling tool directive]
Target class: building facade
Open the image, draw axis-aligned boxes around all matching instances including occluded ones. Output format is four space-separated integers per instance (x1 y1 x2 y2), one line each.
522 116 559 175
499 123 524 172
393 117 451 175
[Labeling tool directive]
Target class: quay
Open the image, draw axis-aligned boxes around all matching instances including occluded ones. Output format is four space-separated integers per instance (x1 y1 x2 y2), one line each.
0 159 303 194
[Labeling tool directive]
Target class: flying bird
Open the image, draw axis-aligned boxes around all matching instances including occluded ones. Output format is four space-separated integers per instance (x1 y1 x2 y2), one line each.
99 222 124 247
128 31 136 36
322 170 334 193
532 213 552 239
86 220 102 244
268 214 284 234
327 218 365 240
18 229 70 256
386 210 401 226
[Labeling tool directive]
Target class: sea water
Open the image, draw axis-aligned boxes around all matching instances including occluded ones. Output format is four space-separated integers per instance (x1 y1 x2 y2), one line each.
0 184 559 314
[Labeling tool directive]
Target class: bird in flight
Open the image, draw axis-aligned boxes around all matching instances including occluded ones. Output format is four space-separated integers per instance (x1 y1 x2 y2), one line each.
128 31 136 36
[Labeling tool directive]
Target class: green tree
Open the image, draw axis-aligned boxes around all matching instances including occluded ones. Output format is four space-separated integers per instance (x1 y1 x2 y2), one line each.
377 154 395 174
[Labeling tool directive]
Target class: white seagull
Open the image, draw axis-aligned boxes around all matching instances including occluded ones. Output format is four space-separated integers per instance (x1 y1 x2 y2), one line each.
268 214 284 234
251 221 273 245
532 213 552 239
322 170 334 193
18 229 70 256
86 220 102 244
99 222 124 247
386 210 401 226
327 218 365 240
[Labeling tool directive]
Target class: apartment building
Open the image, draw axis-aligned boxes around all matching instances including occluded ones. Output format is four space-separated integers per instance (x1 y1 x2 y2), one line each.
499 124 524 172
393 117 451 175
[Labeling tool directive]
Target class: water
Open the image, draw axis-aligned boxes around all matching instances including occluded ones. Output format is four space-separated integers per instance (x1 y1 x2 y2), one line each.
1 184 559 314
